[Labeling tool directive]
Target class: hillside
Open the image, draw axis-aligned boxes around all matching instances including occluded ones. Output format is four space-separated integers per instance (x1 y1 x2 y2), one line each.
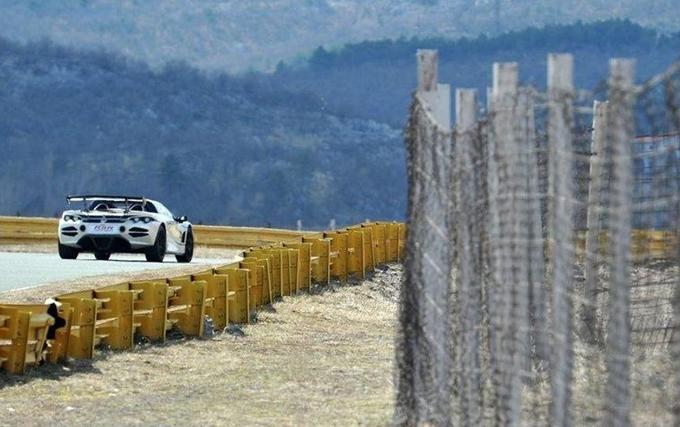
1 20 679 227
269 20 680 126
0 1 678 72
0 39 405 228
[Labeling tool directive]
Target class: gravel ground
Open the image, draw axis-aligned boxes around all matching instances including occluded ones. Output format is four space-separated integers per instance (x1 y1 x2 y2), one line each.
0 265 403 426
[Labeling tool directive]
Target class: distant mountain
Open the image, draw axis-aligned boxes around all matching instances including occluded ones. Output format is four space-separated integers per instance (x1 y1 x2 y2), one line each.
0 38 405 228
0 1 678 72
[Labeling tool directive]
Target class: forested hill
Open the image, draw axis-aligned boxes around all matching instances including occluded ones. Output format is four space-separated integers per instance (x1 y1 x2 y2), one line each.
1 20 678 227
1 1 678 72
0 39 404 228
270 20 680 126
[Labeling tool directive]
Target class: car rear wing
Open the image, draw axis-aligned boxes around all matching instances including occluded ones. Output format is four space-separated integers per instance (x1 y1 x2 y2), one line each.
66 195 147 211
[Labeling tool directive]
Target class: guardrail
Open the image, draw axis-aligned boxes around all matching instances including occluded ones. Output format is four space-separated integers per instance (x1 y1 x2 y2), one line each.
3 216 675 258
0 216 313 248
0 221 406 374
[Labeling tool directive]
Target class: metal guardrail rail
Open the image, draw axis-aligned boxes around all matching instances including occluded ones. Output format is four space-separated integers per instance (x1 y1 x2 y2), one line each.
2 216 674 257
0 216 313 248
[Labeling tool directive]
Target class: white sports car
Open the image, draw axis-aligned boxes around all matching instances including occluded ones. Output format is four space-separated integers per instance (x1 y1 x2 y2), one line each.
58 195 194 263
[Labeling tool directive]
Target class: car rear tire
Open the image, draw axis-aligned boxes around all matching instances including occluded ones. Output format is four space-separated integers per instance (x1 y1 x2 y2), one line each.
95 251 111 261
145 225 166 262
175 229 194 263
58 243 79 260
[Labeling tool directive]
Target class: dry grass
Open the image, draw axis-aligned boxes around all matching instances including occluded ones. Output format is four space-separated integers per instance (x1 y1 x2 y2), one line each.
0 265 402 426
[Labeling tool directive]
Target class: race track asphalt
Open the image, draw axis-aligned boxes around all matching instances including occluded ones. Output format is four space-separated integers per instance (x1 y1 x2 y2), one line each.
0 252 228 292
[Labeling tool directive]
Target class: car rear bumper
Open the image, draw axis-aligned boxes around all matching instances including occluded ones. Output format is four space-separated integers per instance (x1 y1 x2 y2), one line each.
59 226 157 252
74 235 142 253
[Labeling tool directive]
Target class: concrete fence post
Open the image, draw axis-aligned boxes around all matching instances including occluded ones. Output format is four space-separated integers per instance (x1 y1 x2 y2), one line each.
416 49 451 130
454 88 483 426
547 52 575 427
488 61 522 426
604 58 636 427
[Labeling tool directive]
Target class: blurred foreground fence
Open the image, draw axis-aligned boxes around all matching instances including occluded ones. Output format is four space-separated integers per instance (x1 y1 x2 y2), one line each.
0 221 405 374
396 50 680 425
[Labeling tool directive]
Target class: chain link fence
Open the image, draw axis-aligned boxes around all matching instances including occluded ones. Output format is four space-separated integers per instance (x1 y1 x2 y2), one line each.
396 51 680 426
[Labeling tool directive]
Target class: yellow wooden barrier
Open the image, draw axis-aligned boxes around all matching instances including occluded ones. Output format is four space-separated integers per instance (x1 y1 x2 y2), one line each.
279 248 293 296
239 262 262 310
304 237 331 285
53 297 97 359
192 272 231 331
47 303 73 363
263 249 283 298
398 223 407 261
0 221 408 374
166 278 208 337
363 223 387 265
284 243 312 291
47 302 72 364
214 267 250 324
0 304 53 374
325 230 349 281
59 288 136 351
123 281 168 342
347 228 365 279
94 290 135 350
243 250 275 304
358 226 376 271
288 248 301 294
385 223 401 262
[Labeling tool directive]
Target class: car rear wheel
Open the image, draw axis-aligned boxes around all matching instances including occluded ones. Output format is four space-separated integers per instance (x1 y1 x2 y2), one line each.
175 229 194 263
58 243 79 260
145 225 166 262
95 251 111 261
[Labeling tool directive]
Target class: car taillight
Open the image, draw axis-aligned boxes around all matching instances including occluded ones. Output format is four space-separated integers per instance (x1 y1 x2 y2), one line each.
131 217 154 224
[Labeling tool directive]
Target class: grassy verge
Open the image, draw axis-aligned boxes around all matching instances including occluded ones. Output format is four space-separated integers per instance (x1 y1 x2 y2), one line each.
0 265 402 426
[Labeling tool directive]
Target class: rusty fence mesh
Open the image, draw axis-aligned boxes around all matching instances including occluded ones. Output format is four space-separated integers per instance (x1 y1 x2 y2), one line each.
396 54 680 426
